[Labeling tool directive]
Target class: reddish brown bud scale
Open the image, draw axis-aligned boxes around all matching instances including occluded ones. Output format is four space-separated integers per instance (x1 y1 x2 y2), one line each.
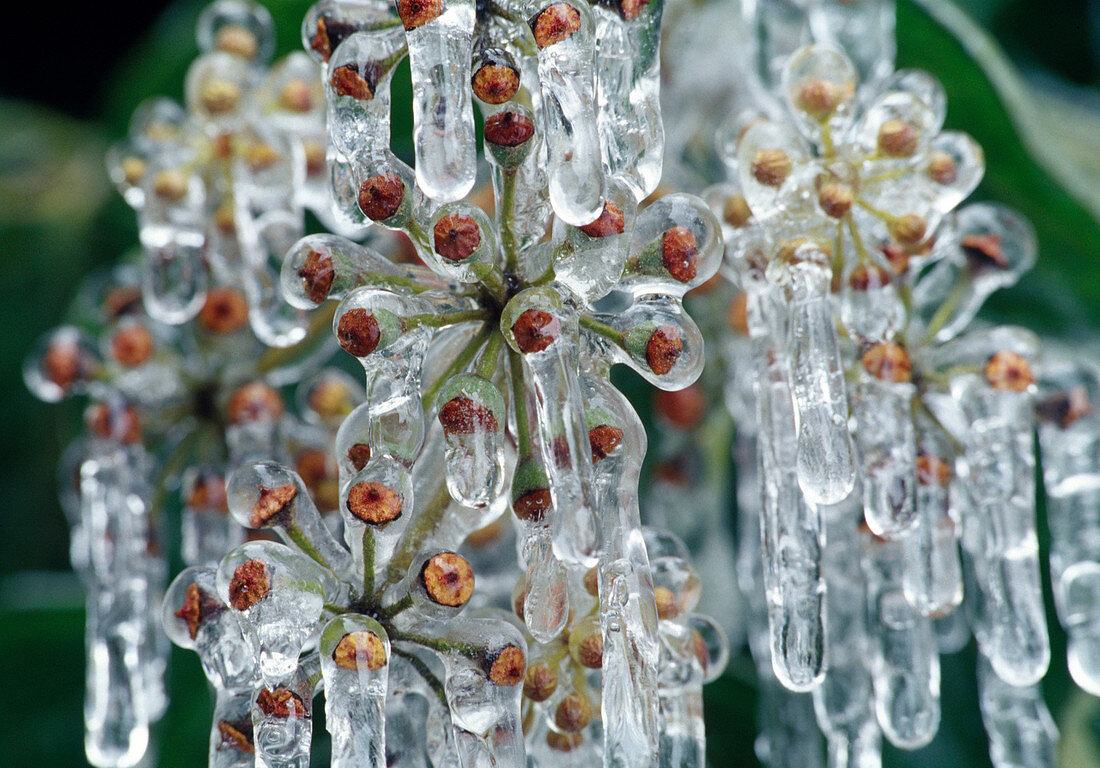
646 325 684 375
330 64 374 100
88 402 142 444
513 489 552 522
961 233 1008 269
111 325 155 367
280 79 314 113
531 3 582 48
692 629 709 672
916 455 952 486
488 645 526 685
298 250 336 304
751 149 791 187
582 565 599 596
654 384 705 429
579 201 625 238
848 263 892 292
984 351 1034 392
433 214 482 262
337 308 382 357
1037 387 1094 429
228 559 271 611
661 226 699 282
928 151 958 185
216 25 258 58
654 585 679 620
175 582 223 640
818 182 853 219
554 693 591 732
250 483 298 528
227 382 285 425
217 720 255 754
333 631 387 671
346 481 403 524
861 342 912 383
795 79 842 115
546 731 583 752
421 552 475 607
878 119 919 157
881 243 910 275
722 194 752 228
890 214 927 246
439 396 498 434
295 450 338 511
588 424 623 462
523 662 558 701
199 287 249 334
512 309 560 353
397 0 443 29
484 110 536 147
358 173 405 221
472 64 520 104
348 443 372 472
187 471 228 510
576 633 603 669
256 687 308 718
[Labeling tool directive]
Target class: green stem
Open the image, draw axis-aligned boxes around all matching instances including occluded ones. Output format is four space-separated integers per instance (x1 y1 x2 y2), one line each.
508 349 534 455
362 527 375 599
378 592 414 620
922 278 969 343
323 602 347 615
390 631 476 656
500 170 519 272
421 325 493 410
475 331 504 380
406 308 491 330
472 263 507 304
256 302 337 374
284 522 329 569
578 314 626 345
391 647 449 705
384 482 454 586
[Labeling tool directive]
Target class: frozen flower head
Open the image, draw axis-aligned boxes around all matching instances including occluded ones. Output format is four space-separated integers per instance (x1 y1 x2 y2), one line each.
301 0 665 225
106 0 342 347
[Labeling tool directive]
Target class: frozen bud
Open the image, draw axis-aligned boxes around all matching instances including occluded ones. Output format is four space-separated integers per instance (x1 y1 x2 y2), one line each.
512 458 552 522
554 692 592 732
818 182 853 219
795 79 842 116
110 324 154 367
882 243 911 274
309 15 357 61
523 662 558 701
304 141 325 177
569 619 603 669
347 443 372 472
1036 387 1093 428
928 151 958 184
961 233 1008 269
397 0 443 29
332 630 387 671
330 64 375 100
121 156 147 186
216 25 258 58
751 149 791 187
199 287 249 334
295 450 338 511
228 558 271 611
588 423 623 462
200 79 241 114
87 401 142 444
153 169 189 201
654 384 705 429
728 293 749 335
579 201 626 238
186 469 228 510
625 323 684 376
531 3 581 48
582 566 599 596
294 251 336 305
916 454 952 486
103 286 143 319
357 173 406 222
722 194 752 228
174 582 225 640
246 143 280 172
472 50 520 104
485 110 536 148
215 201 235 233
984 351 1034 392
512 309 560 353
890 214 927 245
849 263 892 291
487 644 526 685
345 480 403 524
307 375 355 421
439 396 499 434
547 731 583 752
226 381 284 424
433 214 482 263
421 552 475 607
661 227 699 282
279 78 314 112
862 341 912 383
249 483 298 529
654 585 679 620
256 687 308 718
878 118 919 157
217 720 255 754
337 308 381 357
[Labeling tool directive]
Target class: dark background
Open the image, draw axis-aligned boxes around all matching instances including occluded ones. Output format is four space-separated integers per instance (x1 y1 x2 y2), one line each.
2 0 1100 765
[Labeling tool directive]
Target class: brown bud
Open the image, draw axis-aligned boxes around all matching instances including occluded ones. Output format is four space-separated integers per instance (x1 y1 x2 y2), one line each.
279 78 314 112
421 552 475 607
295 450 338 511
337 308 382 357
961 233 1008 269
304 141 326 177
247 143 280 172
751 149 791 187
890 214 927 245
358 173 405 221
433 214 481 262
346 481 403 524
439 397 498 434
111 325 154 367
103 286 143 319
579 201 625 238
88 402 142 444
985 351 1034 392
121 156 146 186
513 489 552 522
330 64 374 100
297 250 336 304
795 79 842 115
211 133 234 160
216 25 258 58
201 79 241 115
928 151 958 185
576 632 603 669
227 382 284 424
250 483 298 528
1037 387 1094 429
531 3 582 48
582 565 599 596
848 263 892 292
646 325 684 376
472 62 520 105
861 342 912 383
728 293 749 335
523 662 558 701
199 287 249 334
546 731 583 752
818 182 853 219
654 384 705 429
878 118 919 157
722 194 752 228
256 687 308 718
175 582 224 640
348 443 372 472
613 0 649 20
654 585 679 620
512 309 560 353
153 170 188 202
397 0 443 29
228 559 271 611
662 227 699 282
488 644 526 685
215 202 236 233
333 630 387 671
915 454 952 486
554 692 591 732
187 470 228 510
881 243 910 275
308 378 353 422
588 424 623 462
217 719 255 754
484 110 535 147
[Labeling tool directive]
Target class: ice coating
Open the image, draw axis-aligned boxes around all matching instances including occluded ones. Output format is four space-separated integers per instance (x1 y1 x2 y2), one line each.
853 376 917 539
320 615 391 768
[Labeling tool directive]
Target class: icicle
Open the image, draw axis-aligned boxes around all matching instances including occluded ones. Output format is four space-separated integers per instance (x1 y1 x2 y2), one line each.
901 450 963 617
252 669 314 768
977 658 1058 768
320 615 390 768
437 372 507 509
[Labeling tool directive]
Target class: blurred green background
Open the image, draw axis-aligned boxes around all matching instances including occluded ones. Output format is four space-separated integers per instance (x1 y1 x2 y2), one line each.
3 0 1100 765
